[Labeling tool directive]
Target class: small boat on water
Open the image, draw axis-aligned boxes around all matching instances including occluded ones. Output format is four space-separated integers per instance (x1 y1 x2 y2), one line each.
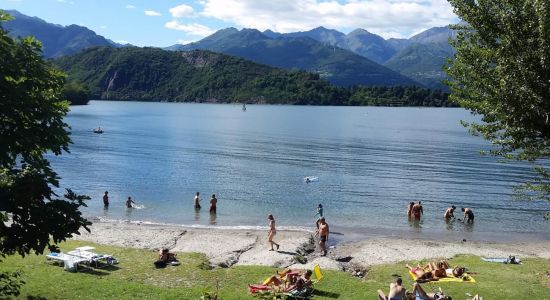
93 127 104 134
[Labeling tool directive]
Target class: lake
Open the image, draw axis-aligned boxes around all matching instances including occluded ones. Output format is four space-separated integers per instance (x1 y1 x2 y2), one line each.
50 101 550 242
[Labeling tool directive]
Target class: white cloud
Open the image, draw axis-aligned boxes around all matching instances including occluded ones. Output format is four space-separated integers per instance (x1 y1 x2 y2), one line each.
169 4 195 18
165 20 215 37
115 40 130 44
100 25 108 29
199 0 458 38
177 39 198 45
126 4 135 9
144 10 162 17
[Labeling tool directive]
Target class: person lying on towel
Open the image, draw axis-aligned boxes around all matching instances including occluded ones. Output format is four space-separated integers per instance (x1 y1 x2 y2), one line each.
249 269 312 293
407 261 465 282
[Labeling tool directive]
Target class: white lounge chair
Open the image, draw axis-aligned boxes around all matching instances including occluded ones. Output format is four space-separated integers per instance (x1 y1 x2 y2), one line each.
68 246 118 268
46 252 89 272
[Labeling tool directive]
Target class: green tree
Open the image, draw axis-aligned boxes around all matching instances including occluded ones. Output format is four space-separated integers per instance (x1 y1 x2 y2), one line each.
446 1 550 218
0 11 91 296
63 81 91 105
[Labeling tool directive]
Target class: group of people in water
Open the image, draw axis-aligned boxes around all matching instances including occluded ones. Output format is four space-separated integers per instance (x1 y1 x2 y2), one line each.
193 192 217 214
102 191 135 209
407 201 475 223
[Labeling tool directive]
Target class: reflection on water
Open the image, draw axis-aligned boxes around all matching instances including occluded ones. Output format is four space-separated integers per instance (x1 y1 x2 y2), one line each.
194 207 201 222
408 219 423 233
209 211 217 225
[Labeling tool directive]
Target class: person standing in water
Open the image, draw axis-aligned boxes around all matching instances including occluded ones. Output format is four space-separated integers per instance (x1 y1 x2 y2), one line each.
194 192 201 209
314 203 323 228
103 191 109 207
461 207 474 223
317 217 329 256
267 214 280 251
407 202 414 219
126 196 135 208
209 194 217 213
444 206 456 220
411 201 423 220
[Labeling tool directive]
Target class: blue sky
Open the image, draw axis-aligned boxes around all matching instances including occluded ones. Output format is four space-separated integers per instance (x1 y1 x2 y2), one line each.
1 0 459 47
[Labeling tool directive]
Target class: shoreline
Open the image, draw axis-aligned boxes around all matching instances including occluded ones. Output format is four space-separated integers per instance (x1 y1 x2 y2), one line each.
73 219 550 271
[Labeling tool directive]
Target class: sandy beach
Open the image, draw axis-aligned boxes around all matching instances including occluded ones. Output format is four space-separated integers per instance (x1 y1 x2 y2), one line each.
73 220 550 271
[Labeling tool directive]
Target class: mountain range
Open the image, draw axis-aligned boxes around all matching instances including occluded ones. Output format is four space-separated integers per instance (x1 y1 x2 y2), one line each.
54 46 451 107
2 10 121 58
2 9 455 90
169 26 455 90
168 28 417 87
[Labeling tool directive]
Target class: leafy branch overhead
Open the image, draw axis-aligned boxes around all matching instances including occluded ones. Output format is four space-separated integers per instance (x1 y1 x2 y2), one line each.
0 10 90 295
446 1 550 205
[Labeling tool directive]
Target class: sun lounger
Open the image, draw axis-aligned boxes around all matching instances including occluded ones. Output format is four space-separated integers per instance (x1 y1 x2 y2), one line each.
68 246 118 268
46 252 89 272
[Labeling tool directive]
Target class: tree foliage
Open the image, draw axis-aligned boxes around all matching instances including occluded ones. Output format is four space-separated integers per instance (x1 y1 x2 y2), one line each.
446 1 550 209
62 80 90 105
0 10 91 294
54 46 452 107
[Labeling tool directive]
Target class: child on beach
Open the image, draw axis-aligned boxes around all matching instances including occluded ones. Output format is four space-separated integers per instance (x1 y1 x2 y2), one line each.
314 203 323 228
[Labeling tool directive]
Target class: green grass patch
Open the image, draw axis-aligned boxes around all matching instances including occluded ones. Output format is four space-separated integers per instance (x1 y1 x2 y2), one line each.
1 240 549 299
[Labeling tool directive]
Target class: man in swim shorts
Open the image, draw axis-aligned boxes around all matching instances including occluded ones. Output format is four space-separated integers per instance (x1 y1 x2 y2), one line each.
317 217 329 256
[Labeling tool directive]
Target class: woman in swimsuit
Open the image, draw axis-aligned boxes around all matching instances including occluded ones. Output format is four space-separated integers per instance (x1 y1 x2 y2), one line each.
267 214 280 251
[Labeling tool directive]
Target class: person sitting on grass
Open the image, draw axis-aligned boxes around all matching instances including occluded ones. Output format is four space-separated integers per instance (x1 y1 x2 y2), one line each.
411 283 452 300
154 248 179 268
377 277 408 300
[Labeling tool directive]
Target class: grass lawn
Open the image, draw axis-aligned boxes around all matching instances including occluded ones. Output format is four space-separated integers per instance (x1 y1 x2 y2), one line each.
1 240 549 299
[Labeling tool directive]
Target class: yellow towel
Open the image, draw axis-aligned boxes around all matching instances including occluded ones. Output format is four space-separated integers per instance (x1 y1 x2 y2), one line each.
408 271 476 283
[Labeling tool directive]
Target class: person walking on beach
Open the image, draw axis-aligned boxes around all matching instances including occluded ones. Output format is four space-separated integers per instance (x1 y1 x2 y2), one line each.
444 205 456 220
209 194 217 214
267 214 280 251
194 192 201 209
103 191 109 207
411 201 423 220
317 217 329 256
461 207 474 223
314 203 323 228
126 196 135 208
407 201 414 219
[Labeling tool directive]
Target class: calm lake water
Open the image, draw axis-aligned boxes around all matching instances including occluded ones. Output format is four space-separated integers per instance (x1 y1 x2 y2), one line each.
50 101 550 242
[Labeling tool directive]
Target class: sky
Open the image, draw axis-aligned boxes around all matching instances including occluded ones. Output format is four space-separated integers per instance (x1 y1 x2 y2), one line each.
1 0 459 47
